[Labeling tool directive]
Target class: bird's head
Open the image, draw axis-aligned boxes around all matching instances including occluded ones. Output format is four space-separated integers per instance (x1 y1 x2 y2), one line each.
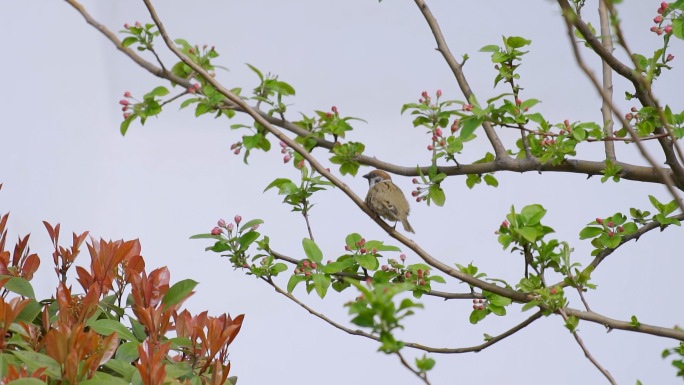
363 169 392 187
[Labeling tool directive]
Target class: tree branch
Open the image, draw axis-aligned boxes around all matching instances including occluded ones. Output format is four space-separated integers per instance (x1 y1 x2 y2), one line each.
559 309 617 385
558 3 684 212
598 0 616 162
413 0 508 159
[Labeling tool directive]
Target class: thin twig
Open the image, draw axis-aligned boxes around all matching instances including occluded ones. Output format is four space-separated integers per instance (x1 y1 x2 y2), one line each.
396 351 431 385
269 249 482 301
559 309 617 385
264 275 545 353
598 0 616 161
413 0 508 158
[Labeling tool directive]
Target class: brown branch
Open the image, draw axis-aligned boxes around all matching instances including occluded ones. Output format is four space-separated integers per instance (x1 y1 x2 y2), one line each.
265 273 544 354
565 308 684 341
586 212 684 272
269 249 481 301
598 0 616 162
558 3 684 212
396 351 431 385
413 0 508 159
559 309 617 385
605 3 684 176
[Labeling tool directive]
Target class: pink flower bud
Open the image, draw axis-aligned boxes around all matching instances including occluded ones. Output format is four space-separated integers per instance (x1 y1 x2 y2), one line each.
311 262 317 269
421 91 428 99
344 245 351 251
411 190 419 197
360 248 367 254
435 128 443 137
427 144 434 151
661 1 669 10
279 141 287 148
124 91 132 98
296 159 305 169
654 15 664 23
464 104 473 111
596 218 603 224
665 25 673 34
436 89 442 97
218 219 226 227
400 254 406 261
651 26 660 33
283 154 292 163
227 223 234 231
657 29 664 36
381 265 389 271
123 113 130 119
234 215 242 224
501 220 509 228
412 178 419 184
631 107 638 112
332 106 338 114
625 113 633 120
667 54 675 62
233 149 240 155
211 227 222 235
302 260 310 267
607 221 615 227
515 98 522 105
124 23 130 29
119 99 129 106
134 21 142 27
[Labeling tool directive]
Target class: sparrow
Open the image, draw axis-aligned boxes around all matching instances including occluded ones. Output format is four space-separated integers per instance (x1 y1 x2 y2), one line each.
363 169 415 233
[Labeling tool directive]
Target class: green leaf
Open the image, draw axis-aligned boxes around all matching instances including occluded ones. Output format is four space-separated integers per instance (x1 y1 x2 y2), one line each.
0 276 35 299
80 372 130 385
144 86 169 98
238 231 260 249
120 114 136 136
460 116 483 138
479 44 500 52
517 227 538 242
483 174 498 187
469 309 487 324
12 351 60 378
302 238 323 263
312 273 330 298
121 36 138 48
520 204 546 225
488 294 512 306
89 319 138 342
321 259 356 274
355 254 379 270
114 341 140 362
579 226 602 239
287 274 307 293
246 63 264 81
162 279 198 309
429 184 446 206
506 36 531 49
345 233 362 249
239 219 264 232
673 18 684 40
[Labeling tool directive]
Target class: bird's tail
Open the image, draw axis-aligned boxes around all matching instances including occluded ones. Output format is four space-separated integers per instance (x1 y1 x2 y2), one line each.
402 219 415 234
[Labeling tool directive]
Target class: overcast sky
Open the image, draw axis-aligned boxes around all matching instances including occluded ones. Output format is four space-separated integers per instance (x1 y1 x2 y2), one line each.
2 1 683 384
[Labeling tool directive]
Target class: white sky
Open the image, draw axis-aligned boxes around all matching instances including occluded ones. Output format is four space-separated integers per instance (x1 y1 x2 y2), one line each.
1 1 683 384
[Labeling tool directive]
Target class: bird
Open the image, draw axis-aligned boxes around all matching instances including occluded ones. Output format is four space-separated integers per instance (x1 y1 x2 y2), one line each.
363 169 415 233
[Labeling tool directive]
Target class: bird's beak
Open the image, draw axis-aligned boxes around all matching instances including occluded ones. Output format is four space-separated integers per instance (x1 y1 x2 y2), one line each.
362 173 370 179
